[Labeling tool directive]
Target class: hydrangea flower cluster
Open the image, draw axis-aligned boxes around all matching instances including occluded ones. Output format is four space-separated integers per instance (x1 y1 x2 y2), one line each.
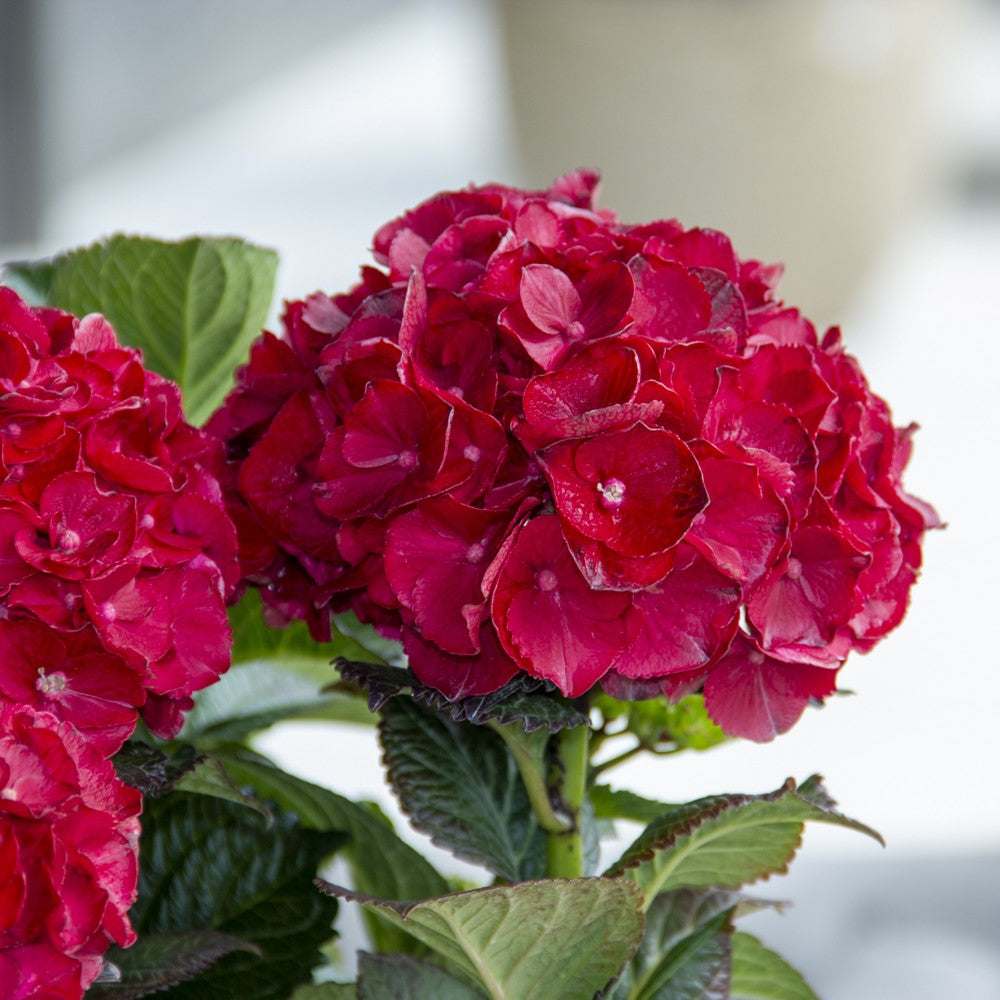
1 287 238 990
0 288 237 746
212 171 937 742
0 704 141 999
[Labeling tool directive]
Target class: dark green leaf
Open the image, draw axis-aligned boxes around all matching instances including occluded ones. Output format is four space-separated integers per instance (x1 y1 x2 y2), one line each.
357 952 485 1000
112 742 171 797
730 932 818 1000
611 890 741 1000
339 660 588 733
379 698 546 881
317 878 645 1000
6 235 277 424
335 659 412 713
591 785 678 825
132 793 340 999
213 749 448 954
89 931 259 999
605 777 882 903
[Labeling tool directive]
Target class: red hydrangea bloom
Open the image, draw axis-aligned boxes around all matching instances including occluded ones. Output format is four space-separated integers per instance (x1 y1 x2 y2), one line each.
0 702 141 998
211 171 938 742
0 289 238 745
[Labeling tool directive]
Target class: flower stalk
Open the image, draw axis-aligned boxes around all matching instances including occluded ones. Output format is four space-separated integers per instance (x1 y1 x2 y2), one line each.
545 722 590 879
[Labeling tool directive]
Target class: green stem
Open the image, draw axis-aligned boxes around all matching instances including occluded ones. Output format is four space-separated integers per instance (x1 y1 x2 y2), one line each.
545 723 590 879
488 721 567 834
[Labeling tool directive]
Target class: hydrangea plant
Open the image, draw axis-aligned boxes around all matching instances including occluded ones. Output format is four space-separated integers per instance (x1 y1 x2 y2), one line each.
0 174 937 999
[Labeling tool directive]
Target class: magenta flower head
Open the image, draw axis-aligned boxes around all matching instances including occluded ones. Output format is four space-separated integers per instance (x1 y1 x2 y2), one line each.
0 702 141 998
212 171 938 741
0 288 238 747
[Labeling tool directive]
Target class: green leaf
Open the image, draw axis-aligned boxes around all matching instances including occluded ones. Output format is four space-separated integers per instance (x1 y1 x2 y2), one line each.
590 785 678 825
340 659 588 733
729 933 818 1000
291 986 357 1000
593 695 728 753
112 742 173 798
89 931 259 999
213 749 448 954
180 661 373 745
6 235 278 424
317 878 645 1000
357 952 486 1000
132 793 341 999
379 698 546 881
178 591 379 744
4 257 55 303
612 890 739 1000
172 755 272 822
605 777 882 905
231 590 376 684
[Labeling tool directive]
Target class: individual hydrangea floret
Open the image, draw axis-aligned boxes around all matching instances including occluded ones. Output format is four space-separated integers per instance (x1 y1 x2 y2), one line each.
211 170 938 741
0 288 238 746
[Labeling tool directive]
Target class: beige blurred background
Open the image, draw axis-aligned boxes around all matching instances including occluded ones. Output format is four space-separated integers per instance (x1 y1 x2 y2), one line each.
2 1 999 995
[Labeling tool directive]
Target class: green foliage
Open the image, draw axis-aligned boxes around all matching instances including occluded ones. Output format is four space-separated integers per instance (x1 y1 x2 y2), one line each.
379 698 546 881
590 785 678 825
129 793 341 998
606 777 882 905
357 952 485 999
213 749 448 954
594 694 728 753
5 235 277 425
317 879 645 1000
340 659 588 732
729 933 818 1000
172 755 271 821
90 931 259 999
290 987 357 1000
290 987 358 1000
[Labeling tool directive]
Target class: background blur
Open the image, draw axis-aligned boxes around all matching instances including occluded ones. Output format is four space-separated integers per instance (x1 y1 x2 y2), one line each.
2 1 999 995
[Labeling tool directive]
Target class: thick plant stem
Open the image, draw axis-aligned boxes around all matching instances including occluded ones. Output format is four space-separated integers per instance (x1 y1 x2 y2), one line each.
546 723 590 879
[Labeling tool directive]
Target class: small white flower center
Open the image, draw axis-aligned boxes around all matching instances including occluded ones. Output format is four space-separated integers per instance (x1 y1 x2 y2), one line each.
397 449 417 470
536 569 559 592
465 542 487 564
463 445 481 463
748 650 766 666
786 557 803 582
597 478 626 509
98 601 117 622
36 668 68 695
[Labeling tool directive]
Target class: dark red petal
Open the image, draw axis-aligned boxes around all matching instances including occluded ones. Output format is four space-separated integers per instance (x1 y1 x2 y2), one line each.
628 255 712 343
703 633 838 742
539 424 707 557
611 548 740 677
404 623 518 700
385 498 510 655
492 515 629 696
686 451 789 589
